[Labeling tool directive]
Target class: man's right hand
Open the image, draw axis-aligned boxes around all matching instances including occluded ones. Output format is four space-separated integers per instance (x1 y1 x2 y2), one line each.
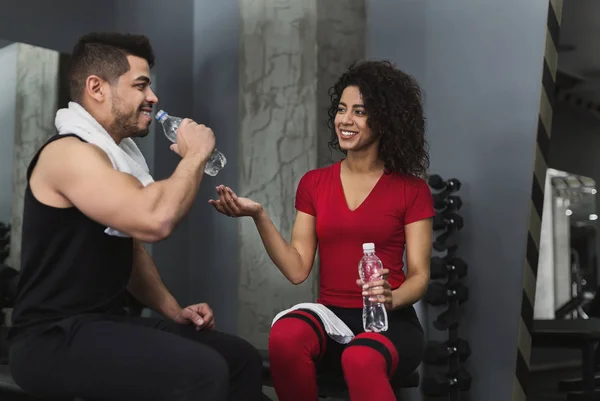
170 118 215 161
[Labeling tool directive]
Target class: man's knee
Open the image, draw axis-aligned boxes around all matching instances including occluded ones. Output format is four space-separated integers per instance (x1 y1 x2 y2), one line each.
232 335 263 376
205 352 230 382
173 350 229 400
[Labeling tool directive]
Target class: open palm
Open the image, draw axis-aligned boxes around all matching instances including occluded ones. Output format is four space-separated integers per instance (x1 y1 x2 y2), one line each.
209 185 263 218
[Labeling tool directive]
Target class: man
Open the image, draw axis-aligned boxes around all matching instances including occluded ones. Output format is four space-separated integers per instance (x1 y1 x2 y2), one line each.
7 32 262 401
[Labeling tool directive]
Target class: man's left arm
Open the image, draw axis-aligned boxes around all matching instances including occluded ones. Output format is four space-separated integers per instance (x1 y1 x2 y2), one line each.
128 240 214 329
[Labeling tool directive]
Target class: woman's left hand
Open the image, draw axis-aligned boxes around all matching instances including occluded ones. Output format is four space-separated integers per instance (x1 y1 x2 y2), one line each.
356 269 394 310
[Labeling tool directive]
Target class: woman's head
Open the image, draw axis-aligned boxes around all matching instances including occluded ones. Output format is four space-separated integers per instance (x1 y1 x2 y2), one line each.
328 60 429 176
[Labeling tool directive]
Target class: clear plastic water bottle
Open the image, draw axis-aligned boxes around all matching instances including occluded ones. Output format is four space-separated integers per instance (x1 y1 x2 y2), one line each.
155 110 227 176
359 242 388 332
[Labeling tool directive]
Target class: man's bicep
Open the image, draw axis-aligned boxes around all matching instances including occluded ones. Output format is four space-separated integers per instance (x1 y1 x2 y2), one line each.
52 143 154 239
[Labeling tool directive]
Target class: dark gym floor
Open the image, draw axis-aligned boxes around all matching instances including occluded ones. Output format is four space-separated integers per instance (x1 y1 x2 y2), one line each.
263 368 577 401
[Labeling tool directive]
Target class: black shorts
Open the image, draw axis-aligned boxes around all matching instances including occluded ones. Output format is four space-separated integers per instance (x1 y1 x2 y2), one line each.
315 304 425 377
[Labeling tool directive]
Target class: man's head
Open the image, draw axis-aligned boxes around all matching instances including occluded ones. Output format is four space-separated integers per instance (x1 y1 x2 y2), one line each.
68 32 158 141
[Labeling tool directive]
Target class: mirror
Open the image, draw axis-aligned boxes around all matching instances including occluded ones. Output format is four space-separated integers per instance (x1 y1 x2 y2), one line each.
529 1 600 398
535 169 598 320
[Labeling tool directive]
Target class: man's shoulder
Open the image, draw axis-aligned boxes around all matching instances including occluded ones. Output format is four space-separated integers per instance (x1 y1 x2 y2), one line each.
40 135 108 165
31 136 115 190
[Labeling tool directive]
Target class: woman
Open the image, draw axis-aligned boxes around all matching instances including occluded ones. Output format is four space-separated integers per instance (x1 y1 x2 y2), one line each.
209 60 434 401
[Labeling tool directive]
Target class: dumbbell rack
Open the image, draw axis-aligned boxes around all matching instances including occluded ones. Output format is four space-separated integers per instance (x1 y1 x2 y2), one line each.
0 223 9 265
0 223 11 364
421 174 471 401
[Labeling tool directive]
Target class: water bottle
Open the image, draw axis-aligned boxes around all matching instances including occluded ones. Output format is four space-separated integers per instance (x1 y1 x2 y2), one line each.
155 110 227 176
359 243 388 332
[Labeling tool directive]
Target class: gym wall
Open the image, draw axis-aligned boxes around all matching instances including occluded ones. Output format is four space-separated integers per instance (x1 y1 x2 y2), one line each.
366 0 549 400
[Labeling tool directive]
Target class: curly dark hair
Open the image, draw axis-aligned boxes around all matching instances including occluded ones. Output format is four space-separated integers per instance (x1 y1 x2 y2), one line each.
327 60 429 176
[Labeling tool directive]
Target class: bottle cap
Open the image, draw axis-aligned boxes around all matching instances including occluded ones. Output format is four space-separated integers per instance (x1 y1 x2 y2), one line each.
362 243 375 252
155 110 167 122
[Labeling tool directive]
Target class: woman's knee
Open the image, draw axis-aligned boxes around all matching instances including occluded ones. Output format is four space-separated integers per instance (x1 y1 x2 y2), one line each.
341 333 399 377
341 344 386 374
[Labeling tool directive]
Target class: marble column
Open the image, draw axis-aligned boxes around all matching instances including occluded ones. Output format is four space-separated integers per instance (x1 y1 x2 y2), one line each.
0 44 17 227
238 0 365 349
316 0 366 167
9 43 60 270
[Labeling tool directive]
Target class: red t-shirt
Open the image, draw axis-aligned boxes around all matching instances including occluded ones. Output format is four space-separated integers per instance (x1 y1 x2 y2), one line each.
295 161 435 308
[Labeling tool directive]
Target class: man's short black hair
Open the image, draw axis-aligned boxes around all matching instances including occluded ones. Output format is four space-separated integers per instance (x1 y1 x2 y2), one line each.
68 32 155 103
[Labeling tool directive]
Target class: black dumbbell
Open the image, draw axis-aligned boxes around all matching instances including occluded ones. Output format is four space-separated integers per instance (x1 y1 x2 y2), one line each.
0 223 9 237
431 256 468 280
433 308 462 330
425 282 468 306
0 232 9 249
0 246 8 264
421 368 472 396
428 175 461 193
433 213 463 231
0 264 19 309
433 231 456 252
423 339 471 365
433 194 462 211
433 240 458 253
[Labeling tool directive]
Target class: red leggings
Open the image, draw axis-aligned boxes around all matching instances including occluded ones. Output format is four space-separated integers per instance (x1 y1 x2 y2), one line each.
268 305 424 401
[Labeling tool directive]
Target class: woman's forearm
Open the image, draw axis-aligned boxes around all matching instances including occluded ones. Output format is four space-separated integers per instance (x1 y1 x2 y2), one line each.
390 272 430 309
252 209 310 284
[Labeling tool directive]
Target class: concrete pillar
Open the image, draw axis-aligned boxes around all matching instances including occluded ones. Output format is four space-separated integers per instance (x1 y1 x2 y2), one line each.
237 0 365 349
9 43 60 270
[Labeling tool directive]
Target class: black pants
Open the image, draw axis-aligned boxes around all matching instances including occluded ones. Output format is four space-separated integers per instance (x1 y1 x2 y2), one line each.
9 316 263 401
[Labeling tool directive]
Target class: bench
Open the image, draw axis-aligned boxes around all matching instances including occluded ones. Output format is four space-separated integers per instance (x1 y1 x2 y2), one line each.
532 318 600 401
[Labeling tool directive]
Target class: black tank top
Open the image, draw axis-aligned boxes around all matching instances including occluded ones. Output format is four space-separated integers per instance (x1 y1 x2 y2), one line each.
8 134 133 342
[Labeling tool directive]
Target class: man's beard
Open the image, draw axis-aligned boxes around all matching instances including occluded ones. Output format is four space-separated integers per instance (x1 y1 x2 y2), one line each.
110 97 150 139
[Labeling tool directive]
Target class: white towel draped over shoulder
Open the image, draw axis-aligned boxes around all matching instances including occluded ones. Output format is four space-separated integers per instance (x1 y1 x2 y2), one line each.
272 302 355 344
54 101 155 237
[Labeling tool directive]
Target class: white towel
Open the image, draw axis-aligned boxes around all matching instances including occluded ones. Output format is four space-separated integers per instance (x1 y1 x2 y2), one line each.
55 101 155 237
272 303 355 344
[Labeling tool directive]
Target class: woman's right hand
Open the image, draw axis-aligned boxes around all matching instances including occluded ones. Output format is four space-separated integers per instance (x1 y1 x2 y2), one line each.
209 185 264 219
